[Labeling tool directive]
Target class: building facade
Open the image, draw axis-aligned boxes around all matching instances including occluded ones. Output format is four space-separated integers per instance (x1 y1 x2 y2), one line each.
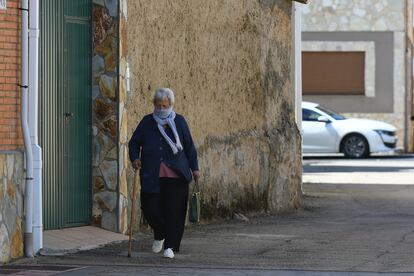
302 0 414 152
126 0 303 220
0 0 303 263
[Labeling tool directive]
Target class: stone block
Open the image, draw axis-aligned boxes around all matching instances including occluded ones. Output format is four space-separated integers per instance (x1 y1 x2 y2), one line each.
91 214 102 227
119 144 128 173
104 51 116 72
92 54 105 76
119 197 127 234
119 58 127 77
13 156 23 189
120 18 128 56
101 211 117 232
120 170 127 197
99 75 116 101
15 192 23 219
94 133 116 167
0 178 4 201
95 191 117 212
118 102 124 126
6 155 14 181
10 222 22 259
0 224 10 263
123 145 129 171
120 0 127 19
100 160 118 191
94 98 115 121
93 176 106 192
119 78 126 104
92 85 100 99
7 182 14 200
4 202 17 236
105 0 118 17
93 5 113 47
92 203 103 218
120 111 128 144
106 146 117 161
102 117 118 138
118 144 125 172
92 135 101 168
95 35 116 59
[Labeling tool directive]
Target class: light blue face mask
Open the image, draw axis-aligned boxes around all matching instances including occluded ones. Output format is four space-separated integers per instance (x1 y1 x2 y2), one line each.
154 107 173 119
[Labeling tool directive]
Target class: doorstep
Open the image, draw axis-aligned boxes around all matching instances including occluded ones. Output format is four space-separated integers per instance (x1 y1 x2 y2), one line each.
40 226 128 256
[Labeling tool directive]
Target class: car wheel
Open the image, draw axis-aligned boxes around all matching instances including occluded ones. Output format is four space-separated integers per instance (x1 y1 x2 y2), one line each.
341 134 369 158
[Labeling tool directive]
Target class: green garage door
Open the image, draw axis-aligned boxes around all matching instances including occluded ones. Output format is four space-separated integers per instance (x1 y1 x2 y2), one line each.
40 0 92 230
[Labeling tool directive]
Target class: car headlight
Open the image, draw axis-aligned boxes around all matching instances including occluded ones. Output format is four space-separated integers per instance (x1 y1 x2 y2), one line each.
374 130 395 137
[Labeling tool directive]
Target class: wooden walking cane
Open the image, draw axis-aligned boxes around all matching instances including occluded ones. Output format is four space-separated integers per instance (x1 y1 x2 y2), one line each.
128 170 139 258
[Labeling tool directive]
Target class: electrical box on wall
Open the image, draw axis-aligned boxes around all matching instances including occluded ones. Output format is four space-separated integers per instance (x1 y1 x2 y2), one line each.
0 0 6 10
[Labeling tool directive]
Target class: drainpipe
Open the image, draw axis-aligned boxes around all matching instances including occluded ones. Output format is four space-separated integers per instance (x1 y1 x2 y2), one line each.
21 0 34 258
404 0 413 153
293 1 303 130
28 0 43 253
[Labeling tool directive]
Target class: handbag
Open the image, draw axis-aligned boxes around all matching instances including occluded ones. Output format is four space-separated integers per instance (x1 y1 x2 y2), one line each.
164 150 192 183
189 180 201 223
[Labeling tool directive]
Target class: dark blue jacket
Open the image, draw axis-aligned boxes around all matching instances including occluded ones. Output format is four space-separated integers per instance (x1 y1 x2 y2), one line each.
128 113 199 193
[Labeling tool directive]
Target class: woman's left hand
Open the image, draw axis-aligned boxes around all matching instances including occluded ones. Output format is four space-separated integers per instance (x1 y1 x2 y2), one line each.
193 170 201 182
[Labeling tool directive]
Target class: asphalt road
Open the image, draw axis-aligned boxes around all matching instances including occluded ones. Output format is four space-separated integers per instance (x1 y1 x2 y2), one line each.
303 154 414 185
6 155 414 275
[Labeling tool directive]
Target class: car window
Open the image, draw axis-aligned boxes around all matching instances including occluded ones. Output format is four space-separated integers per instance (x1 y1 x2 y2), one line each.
315 105 346 120
302 108 322 121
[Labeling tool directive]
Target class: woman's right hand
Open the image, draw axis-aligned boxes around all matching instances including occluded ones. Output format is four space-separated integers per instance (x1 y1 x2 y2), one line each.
132 159 141 171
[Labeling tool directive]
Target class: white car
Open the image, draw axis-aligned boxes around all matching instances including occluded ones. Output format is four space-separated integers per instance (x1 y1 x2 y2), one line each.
302 101 398 158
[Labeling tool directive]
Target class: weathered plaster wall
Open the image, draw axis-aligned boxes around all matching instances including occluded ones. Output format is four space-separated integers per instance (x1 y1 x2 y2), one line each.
302 0 408 150
0 152 24 263
127 0 302 217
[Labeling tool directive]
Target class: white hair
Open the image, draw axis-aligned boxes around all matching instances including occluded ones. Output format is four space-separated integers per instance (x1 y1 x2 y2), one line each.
153 88 175 105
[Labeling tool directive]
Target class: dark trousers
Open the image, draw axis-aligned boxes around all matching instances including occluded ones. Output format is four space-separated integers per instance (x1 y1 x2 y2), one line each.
140 178 189 252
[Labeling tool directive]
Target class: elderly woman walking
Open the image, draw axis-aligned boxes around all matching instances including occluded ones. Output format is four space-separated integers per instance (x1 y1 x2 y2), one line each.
128 88 200 259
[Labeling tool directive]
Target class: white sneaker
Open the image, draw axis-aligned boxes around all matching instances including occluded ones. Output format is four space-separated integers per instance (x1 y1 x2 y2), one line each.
163 248 175 258
152 239 165 253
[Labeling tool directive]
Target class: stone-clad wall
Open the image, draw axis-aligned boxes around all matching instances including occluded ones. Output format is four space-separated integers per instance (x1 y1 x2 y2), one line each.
302 0 405 32
0 152 24 263
118 0 130 235
91 0 120 232
127 0 302 217
302 0 408 150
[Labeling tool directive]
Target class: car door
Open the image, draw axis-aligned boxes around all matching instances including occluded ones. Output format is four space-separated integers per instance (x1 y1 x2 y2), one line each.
302 108 338 153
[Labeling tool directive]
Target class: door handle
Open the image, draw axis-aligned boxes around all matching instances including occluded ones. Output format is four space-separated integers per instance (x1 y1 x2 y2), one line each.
64 112 74 118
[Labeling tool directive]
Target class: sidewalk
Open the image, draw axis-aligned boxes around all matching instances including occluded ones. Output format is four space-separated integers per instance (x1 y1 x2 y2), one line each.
40 226 128 256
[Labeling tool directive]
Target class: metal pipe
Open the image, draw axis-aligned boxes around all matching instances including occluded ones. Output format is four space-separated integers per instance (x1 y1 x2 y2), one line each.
28 0 43 253
403 0 413 153
21 0 34 258
293 2 303 130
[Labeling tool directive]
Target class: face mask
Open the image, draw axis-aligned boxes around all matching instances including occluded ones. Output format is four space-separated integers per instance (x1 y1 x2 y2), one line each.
154 107 173 119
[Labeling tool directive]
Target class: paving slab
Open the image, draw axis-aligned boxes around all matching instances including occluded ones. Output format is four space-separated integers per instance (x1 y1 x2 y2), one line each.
41 226 128 255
